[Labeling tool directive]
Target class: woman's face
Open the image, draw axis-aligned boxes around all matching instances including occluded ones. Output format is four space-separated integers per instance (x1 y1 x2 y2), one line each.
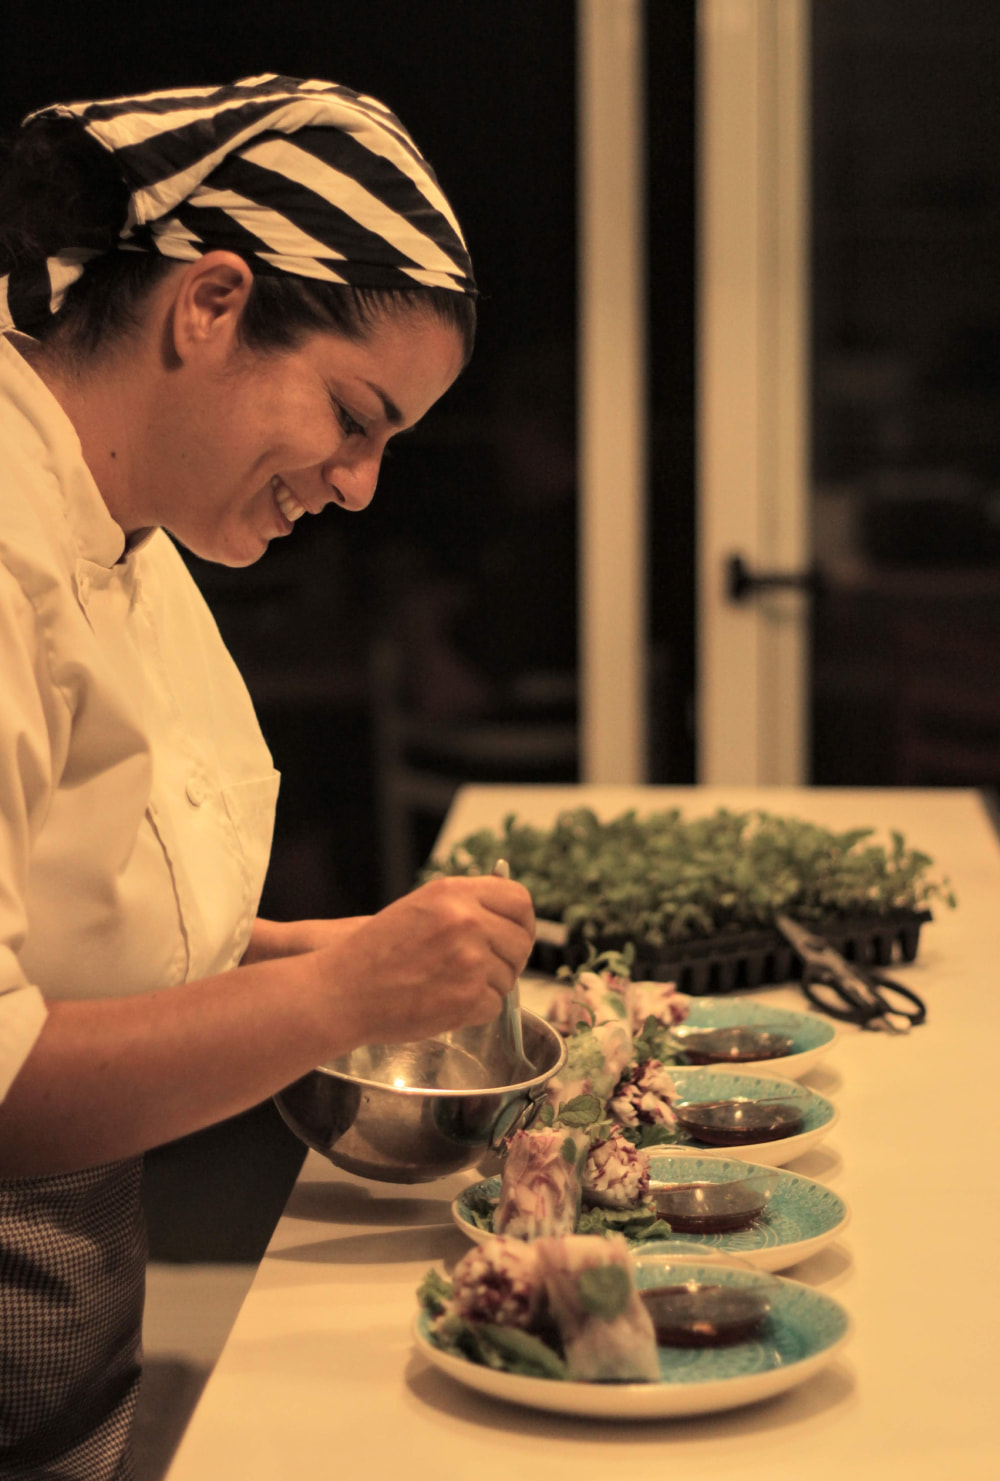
144 306 465 567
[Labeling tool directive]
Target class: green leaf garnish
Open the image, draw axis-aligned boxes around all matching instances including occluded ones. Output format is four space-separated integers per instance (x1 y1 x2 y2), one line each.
417 1268 453 1316
555 1093 605 1130
576 1264 632 1320
576 1202 673 1241
430 1314 567 1380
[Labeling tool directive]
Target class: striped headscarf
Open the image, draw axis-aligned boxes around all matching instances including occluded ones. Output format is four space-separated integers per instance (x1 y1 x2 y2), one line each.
0 73 475 334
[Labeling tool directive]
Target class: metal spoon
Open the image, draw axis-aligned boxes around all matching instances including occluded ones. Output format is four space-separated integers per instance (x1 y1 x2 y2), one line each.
492 859 536 1081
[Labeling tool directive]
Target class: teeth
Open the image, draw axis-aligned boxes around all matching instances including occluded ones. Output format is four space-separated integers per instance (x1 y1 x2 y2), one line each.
271 475 307 522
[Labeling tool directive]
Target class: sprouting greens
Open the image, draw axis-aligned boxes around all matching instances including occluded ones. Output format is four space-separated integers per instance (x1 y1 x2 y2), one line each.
425 807 956 946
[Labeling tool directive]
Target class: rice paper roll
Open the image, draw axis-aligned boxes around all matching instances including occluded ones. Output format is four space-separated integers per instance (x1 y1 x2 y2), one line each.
494 1126 589 1239
547 968 631 1035
543 1019 634 1115
582 1130 651 1209
449 1238 543 1329
630 980 690 1032
535 1233 660 1381
608 1059 678 1131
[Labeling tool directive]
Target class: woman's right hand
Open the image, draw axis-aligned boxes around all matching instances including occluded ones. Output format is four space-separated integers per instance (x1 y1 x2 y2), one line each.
316 874 536 1048
0 877 533 1176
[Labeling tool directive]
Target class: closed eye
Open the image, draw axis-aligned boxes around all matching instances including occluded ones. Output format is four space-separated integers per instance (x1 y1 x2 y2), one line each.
331 397 367 438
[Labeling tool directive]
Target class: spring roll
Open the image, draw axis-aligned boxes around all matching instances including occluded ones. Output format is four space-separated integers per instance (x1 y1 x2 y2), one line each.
494 1126 589 1239
582 1130 651 1209
449 1238 544 1330
535 1233 661 1381
547 968 631 1035
608 1059 678 1130
630 979 690 1032
544 1019 634 1115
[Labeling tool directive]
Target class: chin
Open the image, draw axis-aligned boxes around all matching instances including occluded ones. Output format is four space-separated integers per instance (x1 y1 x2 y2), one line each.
171 526 270 568
214 546 269 569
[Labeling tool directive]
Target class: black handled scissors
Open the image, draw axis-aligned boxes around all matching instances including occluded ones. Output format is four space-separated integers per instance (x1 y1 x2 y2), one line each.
775 914 927 1034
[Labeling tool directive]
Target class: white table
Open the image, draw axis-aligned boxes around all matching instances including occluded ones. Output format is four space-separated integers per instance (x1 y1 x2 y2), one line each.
166 786 1000 1480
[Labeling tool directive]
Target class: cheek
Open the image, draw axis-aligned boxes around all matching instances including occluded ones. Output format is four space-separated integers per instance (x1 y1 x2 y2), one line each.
264 395 334 467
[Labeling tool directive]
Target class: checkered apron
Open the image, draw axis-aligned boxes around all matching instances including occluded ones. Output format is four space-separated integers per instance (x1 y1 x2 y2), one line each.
0 1157 145 1480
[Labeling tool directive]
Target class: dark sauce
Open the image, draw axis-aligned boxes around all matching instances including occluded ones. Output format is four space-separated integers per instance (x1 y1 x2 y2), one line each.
679 1027 794 1065
673 1100 804 1146
640 1283 771 1346
651 1180 769 1233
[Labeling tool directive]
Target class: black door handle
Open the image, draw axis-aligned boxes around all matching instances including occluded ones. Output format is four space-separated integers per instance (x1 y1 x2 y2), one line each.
726 554 823 603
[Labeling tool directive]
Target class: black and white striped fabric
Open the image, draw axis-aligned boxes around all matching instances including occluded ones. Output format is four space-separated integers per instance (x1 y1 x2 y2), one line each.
0 73 475 335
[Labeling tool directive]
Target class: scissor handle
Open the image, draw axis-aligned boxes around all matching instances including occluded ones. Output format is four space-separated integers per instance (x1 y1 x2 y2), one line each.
800 974 875 1023
865 971 927 1027
801 967 926 1028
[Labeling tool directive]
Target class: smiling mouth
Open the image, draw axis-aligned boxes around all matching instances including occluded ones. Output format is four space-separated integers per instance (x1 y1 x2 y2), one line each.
271 475 307 522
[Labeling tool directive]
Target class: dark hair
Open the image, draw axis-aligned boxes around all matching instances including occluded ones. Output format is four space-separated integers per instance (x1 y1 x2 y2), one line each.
0 115 476 363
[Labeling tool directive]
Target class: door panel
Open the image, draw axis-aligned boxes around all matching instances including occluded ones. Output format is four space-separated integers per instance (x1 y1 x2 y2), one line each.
810 1 1000 790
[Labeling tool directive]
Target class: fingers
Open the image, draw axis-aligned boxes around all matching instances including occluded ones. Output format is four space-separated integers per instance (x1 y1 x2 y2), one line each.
420 875 535 978
328 874 536 1046
417 874 535 939
478 875 536 931
485 922 531 980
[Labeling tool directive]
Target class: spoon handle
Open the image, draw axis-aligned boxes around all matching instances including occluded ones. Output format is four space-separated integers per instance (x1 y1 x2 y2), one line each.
492 859 532 1075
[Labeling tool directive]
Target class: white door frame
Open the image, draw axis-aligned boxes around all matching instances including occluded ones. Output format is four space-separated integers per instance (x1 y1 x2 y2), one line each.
578 0 809 786
697 0 811 784
577 0 648 783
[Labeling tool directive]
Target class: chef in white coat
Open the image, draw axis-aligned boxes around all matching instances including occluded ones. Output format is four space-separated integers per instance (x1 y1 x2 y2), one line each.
0 75 533 1480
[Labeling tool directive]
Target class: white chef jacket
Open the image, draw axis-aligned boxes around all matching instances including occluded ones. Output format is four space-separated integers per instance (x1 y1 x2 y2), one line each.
0 334 280 1102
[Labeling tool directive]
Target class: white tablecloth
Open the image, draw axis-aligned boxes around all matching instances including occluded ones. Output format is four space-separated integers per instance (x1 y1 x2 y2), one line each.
166 786 1000 1481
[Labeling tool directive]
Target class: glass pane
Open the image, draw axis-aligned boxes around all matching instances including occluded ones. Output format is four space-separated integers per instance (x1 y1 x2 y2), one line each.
810 0 1000 792
647 0 698 782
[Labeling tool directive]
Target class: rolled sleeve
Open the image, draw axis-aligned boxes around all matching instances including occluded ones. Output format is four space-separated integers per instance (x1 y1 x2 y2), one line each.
0 564 59 1101
0 979 47 1103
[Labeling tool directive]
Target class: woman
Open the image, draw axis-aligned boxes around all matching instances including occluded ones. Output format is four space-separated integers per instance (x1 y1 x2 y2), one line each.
0 76 533 1479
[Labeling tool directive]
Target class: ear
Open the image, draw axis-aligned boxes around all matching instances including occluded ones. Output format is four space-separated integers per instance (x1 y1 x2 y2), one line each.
169 251 254 362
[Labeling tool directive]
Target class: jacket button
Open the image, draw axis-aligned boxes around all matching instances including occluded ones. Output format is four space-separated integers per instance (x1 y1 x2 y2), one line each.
185 777 208 807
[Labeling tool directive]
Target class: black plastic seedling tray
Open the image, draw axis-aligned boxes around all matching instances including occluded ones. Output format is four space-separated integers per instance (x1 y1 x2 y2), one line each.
531 909 933 995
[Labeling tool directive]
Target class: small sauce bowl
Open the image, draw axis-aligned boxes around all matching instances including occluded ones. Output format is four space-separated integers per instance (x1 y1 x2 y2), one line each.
672 1093 807 1146
649 1169 779 1232
634 1249 779 1347
670 1025 795 1065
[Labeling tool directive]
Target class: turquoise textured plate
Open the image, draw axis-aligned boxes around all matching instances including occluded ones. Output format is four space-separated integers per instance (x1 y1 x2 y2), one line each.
413 1270 850 1419
655 1068 836 1167
451 1153 847 1271
518 975 837 1080
679 996 838 1079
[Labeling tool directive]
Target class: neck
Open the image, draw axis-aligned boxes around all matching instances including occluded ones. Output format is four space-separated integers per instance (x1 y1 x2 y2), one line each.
17 336 149 536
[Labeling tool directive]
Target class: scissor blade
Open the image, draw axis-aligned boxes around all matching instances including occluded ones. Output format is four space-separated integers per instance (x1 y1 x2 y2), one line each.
776 914 882 1010
775 914 846 971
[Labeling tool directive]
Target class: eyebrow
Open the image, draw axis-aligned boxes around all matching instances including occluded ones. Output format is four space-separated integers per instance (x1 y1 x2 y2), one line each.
364 380 404 426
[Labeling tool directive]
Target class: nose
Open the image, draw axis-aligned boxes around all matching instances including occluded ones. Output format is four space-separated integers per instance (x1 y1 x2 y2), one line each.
323 447 382 512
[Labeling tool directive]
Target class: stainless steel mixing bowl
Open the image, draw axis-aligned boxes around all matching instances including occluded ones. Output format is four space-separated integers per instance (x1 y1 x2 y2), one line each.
273 1010 566 1183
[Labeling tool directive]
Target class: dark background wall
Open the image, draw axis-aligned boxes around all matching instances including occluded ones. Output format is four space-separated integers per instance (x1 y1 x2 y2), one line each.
2 0 583 917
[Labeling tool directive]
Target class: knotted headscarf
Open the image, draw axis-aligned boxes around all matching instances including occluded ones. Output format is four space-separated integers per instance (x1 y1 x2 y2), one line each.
0 73 476 334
